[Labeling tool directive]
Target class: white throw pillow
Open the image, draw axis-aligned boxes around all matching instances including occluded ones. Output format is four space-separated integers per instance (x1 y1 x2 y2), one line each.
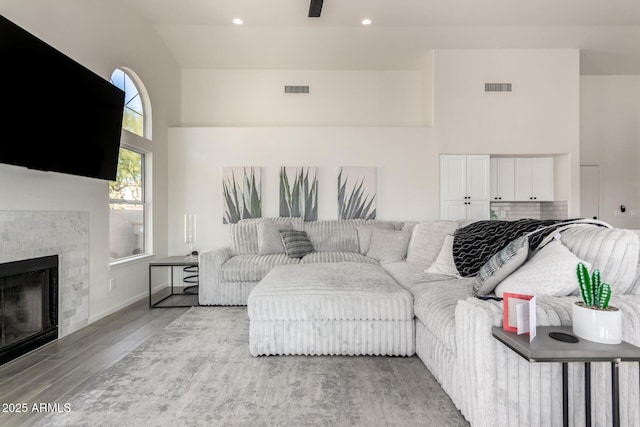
405 221 459 267
425 235 461 277
366 228 411 263
495 240 590 298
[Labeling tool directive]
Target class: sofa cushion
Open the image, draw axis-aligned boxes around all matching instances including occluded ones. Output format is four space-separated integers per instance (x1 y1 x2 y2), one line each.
406 221 459 268
300 251 378 265
560 226 639 294
366 228 411 263
257 221 293 255
302 219 364 252
229 217 302 255
495 240 589 298
382 262 452 295
221 254 300 282
412 278 475 353
280 230 314 259
474 235 529 296
357 222 395 254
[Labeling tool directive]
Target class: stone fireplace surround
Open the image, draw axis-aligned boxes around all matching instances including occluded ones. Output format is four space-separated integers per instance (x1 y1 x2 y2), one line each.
0 210 89 337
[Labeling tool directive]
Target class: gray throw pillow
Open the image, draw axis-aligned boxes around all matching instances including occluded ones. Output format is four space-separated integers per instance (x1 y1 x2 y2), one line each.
366 228 411 263
257 221 293 255
474 236 529 296
280 230 314 259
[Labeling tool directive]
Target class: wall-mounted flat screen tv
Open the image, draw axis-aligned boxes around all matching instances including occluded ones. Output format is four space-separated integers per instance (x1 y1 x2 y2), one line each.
0 15 125 181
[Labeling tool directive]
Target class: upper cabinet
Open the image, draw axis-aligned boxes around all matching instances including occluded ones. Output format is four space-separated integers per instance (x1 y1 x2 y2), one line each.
513 158 554 201
490 158 516 201
441 155 490 220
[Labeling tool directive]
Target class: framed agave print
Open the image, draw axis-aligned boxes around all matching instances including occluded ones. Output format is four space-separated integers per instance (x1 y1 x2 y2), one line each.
279 167 318 221
338 167 376 220
222 167 262 224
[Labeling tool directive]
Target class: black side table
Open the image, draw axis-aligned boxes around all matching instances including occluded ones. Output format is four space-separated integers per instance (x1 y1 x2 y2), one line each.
149 256 199 308
492 326 640 427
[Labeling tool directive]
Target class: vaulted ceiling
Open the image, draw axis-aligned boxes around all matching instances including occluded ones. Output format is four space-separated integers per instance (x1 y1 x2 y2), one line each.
124 0 640 74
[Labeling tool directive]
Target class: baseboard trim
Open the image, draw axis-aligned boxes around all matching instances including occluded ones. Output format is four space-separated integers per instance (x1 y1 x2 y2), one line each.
88 283 169 324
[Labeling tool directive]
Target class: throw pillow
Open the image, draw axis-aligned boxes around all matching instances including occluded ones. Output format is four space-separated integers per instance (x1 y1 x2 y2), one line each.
280 230 314 259
494 240 590 298
406 221 459 268
425 235 461 277
366 228 411 263
473 236 529 296
357 223 395 254
257 221 293 255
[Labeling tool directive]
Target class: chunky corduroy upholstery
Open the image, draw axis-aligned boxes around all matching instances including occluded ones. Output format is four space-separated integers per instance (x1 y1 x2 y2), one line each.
199 218 640 426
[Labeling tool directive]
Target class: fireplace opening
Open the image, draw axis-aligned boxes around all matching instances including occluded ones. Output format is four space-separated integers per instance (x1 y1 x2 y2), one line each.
0 255 58 365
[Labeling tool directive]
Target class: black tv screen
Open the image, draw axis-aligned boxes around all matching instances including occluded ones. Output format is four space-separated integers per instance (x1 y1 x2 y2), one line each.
0 15 125 181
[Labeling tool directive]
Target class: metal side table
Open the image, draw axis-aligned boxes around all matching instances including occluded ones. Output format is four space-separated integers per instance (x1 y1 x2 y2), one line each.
492 326 640 427
149 256 199 308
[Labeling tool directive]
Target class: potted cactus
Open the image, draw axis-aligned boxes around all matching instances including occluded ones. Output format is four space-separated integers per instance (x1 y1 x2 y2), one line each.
572 262 622 344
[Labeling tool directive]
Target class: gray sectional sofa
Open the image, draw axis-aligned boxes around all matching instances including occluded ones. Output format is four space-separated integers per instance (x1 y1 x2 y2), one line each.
199 217 640 426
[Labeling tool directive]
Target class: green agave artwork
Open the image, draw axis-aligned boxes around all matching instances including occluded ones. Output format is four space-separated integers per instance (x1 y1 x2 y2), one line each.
222 167 262 224
279 167 318 221
338 167 376 220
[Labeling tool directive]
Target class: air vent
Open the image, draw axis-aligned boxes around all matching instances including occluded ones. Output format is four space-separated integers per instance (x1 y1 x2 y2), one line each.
284 85 310 94
485 83 512 92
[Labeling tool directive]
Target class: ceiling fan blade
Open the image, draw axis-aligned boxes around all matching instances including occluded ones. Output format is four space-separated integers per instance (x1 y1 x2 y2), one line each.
308 0 324 17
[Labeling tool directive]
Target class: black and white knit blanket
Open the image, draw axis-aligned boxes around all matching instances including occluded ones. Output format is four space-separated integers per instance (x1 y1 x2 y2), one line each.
452 218 609 277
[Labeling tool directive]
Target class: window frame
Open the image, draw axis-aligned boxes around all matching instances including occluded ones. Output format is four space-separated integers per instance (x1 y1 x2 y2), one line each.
108 67 153 267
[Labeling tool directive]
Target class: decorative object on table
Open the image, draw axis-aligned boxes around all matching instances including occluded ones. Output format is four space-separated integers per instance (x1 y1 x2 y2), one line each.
503 292 536 341
184 213 197 260
338 167 376 220
222 167 262 224
279 167 318 221
572 262 622 344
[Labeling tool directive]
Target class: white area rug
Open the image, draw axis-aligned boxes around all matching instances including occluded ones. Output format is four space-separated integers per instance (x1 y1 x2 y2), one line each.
37 307 468 426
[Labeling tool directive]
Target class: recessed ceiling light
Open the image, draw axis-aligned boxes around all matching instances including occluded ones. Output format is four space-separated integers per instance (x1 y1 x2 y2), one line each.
233 18 244 25
361 19 372 25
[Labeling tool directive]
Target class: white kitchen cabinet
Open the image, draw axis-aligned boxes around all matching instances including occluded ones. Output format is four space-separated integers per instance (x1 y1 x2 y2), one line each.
441 200 490 221
490 157 515 201
514 158 554 201
440 155 490 220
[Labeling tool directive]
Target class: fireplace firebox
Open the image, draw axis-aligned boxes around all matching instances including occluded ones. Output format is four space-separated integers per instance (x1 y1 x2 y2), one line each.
0 255 58 365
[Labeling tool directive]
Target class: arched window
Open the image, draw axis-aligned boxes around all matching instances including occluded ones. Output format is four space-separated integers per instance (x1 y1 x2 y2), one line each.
109 68 151 263
110 68 145 137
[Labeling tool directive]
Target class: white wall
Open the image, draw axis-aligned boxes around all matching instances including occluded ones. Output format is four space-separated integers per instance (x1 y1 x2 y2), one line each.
181 69 427 127
2 0 181 322
580 75 640 228
433 49 581 216
168 127 437 253
170 49 585 252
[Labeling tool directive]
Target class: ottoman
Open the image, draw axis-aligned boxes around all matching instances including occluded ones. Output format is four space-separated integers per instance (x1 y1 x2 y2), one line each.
247 262 415 356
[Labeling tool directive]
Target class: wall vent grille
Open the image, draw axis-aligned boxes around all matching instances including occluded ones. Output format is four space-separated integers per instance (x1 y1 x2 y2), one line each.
485 83 512 92
284 85 310 94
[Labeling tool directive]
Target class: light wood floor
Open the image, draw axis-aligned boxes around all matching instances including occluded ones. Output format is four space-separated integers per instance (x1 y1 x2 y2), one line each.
0 298 189 427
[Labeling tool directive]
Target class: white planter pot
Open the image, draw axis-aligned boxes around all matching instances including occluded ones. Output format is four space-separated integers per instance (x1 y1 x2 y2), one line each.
572 302 622 344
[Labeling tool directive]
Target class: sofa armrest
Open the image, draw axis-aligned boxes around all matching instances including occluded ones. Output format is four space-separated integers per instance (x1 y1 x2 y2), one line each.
198 247 232 305
454 295 640 427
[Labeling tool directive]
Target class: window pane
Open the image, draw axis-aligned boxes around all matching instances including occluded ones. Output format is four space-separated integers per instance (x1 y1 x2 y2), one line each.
109 203 144 259
109 147 143 201
123 108 144 137
127 93 143 116
110 69 125 92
